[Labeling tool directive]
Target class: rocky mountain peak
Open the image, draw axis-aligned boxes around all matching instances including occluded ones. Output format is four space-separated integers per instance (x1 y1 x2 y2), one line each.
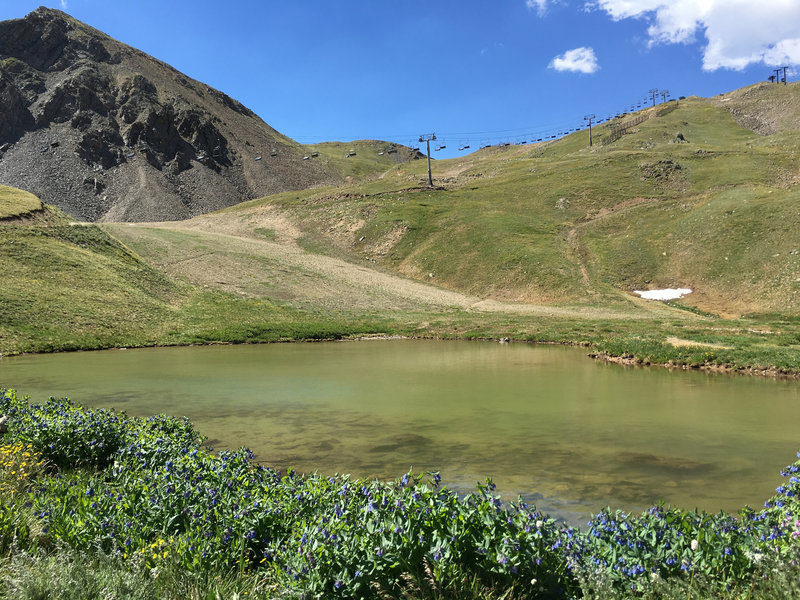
0 8 337 221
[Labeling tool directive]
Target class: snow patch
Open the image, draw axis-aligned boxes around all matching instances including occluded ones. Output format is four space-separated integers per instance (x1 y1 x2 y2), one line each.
633 288 692 301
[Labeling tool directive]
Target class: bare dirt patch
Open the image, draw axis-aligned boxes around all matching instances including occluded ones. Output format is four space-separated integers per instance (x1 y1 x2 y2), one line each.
665 337 732 350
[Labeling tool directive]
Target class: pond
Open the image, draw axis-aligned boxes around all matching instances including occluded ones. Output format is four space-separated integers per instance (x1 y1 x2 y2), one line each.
1 340 798 524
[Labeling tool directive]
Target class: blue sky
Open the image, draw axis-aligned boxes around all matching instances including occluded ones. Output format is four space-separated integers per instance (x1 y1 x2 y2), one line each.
2 1 799 158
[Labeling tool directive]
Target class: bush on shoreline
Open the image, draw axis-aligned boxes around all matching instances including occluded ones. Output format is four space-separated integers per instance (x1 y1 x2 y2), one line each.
1 388 799 599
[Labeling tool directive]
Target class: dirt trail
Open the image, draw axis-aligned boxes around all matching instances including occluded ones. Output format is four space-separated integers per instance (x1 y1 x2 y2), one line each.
107 206 685 320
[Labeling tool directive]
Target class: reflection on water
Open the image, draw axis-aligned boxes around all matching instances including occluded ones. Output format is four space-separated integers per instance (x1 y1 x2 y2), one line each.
1 340 798 524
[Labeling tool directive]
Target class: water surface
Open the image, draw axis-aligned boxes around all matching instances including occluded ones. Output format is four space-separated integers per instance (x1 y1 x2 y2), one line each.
2 340 798 523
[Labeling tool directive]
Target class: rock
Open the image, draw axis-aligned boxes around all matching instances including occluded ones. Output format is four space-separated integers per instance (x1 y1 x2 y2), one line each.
76 125 124 169
0 414 8 434
0 71 35 144
640 159 682 181
0 8 71 71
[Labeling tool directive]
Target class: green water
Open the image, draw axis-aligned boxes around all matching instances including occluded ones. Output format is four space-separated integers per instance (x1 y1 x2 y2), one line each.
2 340 798 523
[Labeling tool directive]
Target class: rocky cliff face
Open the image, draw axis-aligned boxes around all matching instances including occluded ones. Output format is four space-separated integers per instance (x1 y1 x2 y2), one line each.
0 8 338 221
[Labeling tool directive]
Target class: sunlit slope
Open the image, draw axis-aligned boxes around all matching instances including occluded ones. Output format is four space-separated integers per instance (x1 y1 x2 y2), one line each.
0 190 385 354
0 200 182 352
304 140 422 181
228 83 800 316
0 185 42 218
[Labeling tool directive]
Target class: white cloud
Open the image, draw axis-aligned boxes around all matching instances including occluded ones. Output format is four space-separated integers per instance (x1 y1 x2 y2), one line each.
549 46 599 73
526 0 549 16
60 0 68 8
590 0 800 70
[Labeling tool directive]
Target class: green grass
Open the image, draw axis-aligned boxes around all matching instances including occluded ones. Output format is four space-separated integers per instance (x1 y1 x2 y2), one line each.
0 222 399 355
1 208 799 374
0 549 281 600
0 186 42 219
304 139 417 181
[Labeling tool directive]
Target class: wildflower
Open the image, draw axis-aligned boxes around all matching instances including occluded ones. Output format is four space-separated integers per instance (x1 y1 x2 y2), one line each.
690 539 699 551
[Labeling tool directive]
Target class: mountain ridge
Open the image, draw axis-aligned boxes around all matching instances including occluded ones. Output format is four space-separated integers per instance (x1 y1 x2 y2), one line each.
0 7 406 221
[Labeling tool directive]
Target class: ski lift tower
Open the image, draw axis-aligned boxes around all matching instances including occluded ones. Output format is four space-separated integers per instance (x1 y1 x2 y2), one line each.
419 133 436 187
584 114 596 147
649 88 659 107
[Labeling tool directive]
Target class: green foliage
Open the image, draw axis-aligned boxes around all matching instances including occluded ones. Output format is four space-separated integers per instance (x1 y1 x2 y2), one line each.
2 388 800 599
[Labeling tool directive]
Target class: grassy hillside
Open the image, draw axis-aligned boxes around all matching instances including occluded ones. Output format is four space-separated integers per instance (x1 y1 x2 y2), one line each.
235 84 800 318
0 189 397 355
304 140 421 181
0 185 42 219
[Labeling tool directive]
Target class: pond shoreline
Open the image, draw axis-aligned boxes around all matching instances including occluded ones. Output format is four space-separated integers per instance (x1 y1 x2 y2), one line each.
3 334 800 380
588 350 800 380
